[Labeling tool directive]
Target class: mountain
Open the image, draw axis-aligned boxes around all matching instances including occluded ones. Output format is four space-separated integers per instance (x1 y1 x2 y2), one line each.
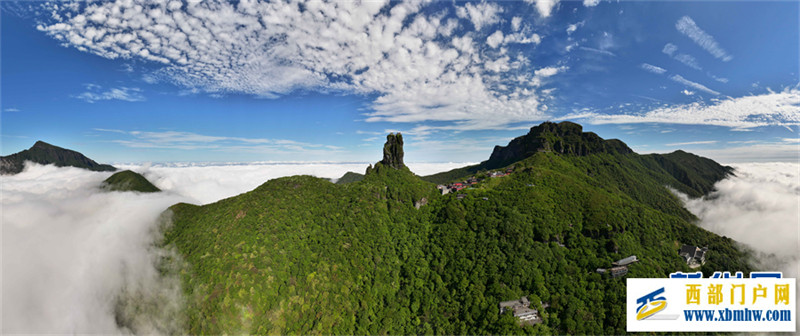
101 170 160 193
155 123 751 335
332 133 405 185
421 121 632 184
335 171 365 184
422 121 732 197
486 121 633 166
0 140 116 175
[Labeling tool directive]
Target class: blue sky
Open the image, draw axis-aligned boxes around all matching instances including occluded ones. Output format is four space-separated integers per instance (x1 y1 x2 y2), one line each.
1 0 798 164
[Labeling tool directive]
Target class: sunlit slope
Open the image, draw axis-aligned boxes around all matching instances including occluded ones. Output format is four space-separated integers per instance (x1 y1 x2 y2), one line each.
163 163 438 334
422 122 732 199
161 126 750 335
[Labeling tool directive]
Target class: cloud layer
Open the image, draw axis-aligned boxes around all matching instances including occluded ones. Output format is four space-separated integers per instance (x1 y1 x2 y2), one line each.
675 16 733 62
569 87 800 129
74 84 145 103
96 128 343 155
35 0 557 130
120 161 469 205
677 162 799 279
1 164 186 333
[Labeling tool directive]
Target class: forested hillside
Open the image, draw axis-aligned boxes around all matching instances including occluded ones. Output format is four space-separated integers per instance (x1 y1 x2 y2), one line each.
101 170 160 193
158 124 751 334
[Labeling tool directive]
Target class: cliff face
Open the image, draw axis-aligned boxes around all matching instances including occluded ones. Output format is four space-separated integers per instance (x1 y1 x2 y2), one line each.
485 121 633 168
381 133 405 169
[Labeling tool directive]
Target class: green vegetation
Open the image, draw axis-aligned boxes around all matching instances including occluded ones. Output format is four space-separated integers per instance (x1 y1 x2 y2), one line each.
423 122 732 198
0 140 116 174
335 171 364 184
159 122 751 334
101 170 160 193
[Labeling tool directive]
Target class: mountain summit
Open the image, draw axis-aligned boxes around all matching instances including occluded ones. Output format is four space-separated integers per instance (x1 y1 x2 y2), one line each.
381 133 405 169
101 170 160 193
0 141 117 175
486 121 633 168
336 132 407 184
422 121 730 198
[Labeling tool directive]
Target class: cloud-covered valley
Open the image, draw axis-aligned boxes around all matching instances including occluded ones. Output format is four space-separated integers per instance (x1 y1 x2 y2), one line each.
1 164 186 333
678 162 800 279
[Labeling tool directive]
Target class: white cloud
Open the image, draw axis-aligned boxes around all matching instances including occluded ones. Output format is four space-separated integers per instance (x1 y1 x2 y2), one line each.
486 30 504 49
674 53 702 70
669 74 719 95
675 16 733 62
664 140 717 146
527 0 560 18
662 43 678 56
691 144 800 163
681 89 695 96
504 32 541 45
567 87 800 129
2 164 186 333
37 0 552 131
534 66 568 78
73 85 145 103
114 161 471 205
677 163 799 281
583 0 601 7
456 1 503 30
579 46 616 56
4 107 21 112
511 16 523 31
640 63 667 75
676 163 800 325
782 138 800 143
97 128 343 154
710 74 729 83
662 43 702 70
566 21 584 35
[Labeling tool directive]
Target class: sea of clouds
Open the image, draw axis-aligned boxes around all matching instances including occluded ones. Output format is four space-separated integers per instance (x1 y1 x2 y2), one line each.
1 161 797 333
677 162 800 279
116 161 473 205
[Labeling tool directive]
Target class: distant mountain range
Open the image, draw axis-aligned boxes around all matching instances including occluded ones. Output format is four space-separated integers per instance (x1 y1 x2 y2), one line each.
0 140 116 174
153 121 750 335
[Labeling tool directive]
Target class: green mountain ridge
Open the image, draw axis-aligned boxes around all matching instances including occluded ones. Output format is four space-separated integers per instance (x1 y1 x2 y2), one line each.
335 171 365 184
0 140 116 175
156 123 750 335
101 170 161 193
421 122 732 198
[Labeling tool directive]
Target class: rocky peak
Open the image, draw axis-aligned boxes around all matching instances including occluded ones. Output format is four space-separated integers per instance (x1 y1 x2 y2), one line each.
381 133 405 169
485 121 633 168
32 140 55 150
